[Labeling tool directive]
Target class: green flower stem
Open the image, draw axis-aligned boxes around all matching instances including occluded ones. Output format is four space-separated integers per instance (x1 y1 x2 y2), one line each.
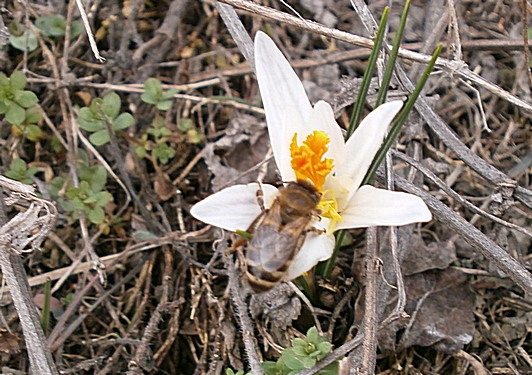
295 273 315 301
320 230 346 279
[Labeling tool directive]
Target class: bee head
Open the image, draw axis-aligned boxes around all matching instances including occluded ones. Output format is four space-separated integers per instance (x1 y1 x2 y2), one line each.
278 180 320 220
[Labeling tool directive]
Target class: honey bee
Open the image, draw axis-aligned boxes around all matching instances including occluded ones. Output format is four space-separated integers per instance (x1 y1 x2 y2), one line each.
240 179 321 293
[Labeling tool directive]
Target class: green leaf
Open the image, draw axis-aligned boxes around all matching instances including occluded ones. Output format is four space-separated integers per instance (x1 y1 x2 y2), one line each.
5 158 36 183
161 89 179 100
178 118 193 132
47 176 64 198
291 338 307 349
132 230 159 240
0 73 9 86
88 166 108 191
113 112 134 130
300 356 316 369
281 352 307 371
60 198 74 212
25 106 43 123
88 206 105 224
306 327 318 343
156 100 173 111
9 29 38 52
95 191 112 206
35 15 67 37
317 341 332 354
17 124 45 142
9 158 26 173
261 361 288 375
70 20 83 39
318 362 339 375
78 107 104 131
142 78 162 104
152 143 175 164
347 7 389 138
292 345 308 357
14 90 38 108
102 92 121 119
6 103 26 124
134 145 147 159
9 71 27 90
89 129 110 146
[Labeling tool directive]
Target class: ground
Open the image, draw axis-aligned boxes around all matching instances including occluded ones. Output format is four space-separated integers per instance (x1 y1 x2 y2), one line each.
0 1 530 374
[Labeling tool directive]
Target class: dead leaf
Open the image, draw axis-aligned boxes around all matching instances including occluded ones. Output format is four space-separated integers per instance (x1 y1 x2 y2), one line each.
202 115 274 191
250 284 302 330
0 328 20 354
380 268 476 354
402 238 457 276
154 170 175 201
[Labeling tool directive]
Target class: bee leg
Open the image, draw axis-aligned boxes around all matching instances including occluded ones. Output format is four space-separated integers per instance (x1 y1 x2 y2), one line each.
304 227 326 236
255 180 266 212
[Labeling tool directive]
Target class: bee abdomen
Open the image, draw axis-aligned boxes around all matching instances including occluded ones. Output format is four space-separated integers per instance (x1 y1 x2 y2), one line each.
245 263 290 293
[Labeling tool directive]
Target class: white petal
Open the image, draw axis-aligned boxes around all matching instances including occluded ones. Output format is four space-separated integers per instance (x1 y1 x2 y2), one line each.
338 101 403 199
277 107 302 181
336 185 432 230
304 101 346 163
190 183 278 232
287 232 335 280
255 32 312 176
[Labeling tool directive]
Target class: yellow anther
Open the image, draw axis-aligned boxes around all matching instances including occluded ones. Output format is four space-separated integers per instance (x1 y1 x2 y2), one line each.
290 131 334 191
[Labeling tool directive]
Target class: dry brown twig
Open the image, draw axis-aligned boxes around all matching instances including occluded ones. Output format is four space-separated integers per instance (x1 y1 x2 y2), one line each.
216 0 532 113
0 176 58 374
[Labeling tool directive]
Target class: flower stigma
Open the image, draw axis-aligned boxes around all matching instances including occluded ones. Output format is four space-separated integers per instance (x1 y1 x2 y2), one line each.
290 131 334 191
290 130 342 232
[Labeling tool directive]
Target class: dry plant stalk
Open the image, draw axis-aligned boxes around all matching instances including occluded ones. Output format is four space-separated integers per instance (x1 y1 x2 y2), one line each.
0 175 58 375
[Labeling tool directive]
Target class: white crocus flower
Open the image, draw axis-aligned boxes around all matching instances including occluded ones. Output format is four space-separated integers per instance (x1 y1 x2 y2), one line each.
191 31 432 280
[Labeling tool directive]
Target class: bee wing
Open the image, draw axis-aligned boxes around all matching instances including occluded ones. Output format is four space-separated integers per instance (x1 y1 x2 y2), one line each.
248 225 299 273
248 215 310 273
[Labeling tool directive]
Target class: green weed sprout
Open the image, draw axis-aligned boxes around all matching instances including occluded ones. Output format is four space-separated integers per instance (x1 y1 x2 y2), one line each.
225 369 250 375
50 152 113 225
141 78 178 111
5 159 38 185
78 91 134 146
8 21 38 51
0 71 39 125
261 327 338 375
35 15 83 39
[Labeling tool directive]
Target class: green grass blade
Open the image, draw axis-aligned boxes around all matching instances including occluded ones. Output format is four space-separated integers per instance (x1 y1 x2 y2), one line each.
346 7 390 139
362 44 443 186
375 0 411 107
40 279 52 334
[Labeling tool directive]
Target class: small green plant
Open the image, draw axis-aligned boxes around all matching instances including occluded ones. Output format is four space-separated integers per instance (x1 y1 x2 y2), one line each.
225 369 250 375
136 77 202 164
0 71 39 125
35 15 83 39
134 116 176 165
77 91 134 146
141 78 178 111
8 21 38 51
5 158 38 184
178 117 203 144
262 327 338 375
12 106 45 141
50 152 113 225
